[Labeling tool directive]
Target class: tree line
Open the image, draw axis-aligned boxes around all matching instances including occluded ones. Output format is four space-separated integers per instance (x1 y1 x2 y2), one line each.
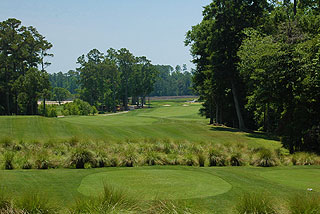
186 0 320 153
48 64 194 99
0 18 52 115
0 18 193 116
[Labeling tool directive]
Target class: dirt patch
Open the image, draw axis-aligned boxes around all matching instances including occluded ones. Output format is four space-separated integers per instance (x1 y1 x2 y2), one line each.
182 104 189 107
163 105 171 107
102 111 129 116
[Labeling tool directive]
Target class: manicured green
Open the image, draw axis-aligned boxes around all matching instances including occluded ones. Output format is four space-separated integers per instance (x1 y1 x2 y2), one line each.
78 169 232 199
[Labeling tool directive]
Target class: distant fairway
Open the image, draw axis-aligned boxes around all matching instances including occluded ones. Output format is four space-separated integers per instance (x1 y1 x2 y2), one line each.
0 99 280 148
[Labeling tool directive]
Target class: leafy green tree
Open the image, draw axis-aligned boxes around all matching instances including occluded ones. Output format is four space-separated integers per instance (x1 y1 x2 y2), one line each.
116 48 136 111
53 87 71 104
186 0 270 129
0 18 52 115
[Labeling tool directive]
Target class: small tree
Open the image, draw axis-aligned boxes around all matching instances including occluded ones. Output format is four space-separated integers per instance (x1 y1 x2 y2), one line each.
53 87 71 104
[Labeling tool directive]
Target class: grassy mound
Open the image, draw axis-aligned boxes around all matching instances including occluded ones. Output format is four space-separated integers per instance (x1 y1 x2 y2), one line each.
78 169 232 200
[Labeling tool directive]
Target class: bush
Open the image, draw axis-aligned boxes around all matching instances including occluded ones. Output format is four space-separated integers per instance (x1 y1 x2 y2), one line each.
69 184 138 213
70 149 95 169
62 99 97 116
145 200 193 214
38 103 57 117
235 192 278 214
254 148 278 167
292 152 318 165
0 138 13 148
35 155 50 170
197 153 206 167
17 192 57 214
144 152 162 166
3 152 15 170
288 193 320 214
208 149 228 166
230 152 244 166
0 187 11 209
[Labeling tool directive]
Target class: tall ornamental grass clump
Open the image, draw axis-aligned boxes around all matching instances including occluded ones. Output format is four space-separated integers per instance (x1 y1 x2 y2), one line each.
69 148 95 169
3 152 15 170
16 192 57 214
288 193 320 214
144 200 194 214
235 192 278 214
1 137 320 169
69 184 139 214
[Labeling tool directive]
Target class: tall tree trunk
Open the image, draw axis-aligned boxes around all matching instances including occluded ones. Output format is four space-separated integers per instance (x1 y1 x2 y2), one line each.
215 102 219 124
293 0 297 16
231 79 246 130
209 96 214 125
112 90 116 113
5 66 10 115
124 78 128 111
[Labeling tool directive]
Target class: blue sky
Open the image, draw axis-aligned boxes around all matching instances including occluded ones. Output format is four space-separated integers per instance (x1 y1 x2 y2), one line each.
0 0 211 73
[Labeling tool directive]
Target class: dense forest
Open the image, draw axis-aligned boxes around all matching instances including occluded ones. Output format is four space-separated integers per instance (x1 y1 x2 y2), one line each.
186 0 320 153
49 64 193 98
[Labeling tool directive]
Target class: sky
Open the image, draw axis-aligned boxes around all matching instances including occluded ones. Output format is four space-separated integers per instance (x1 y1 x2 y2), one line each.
0 0 211 73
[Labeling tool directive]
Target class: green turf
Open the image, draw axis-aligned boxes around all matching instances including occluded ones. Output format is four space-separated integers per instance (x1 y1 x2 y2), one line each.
1 166 319 213
0 100 280 149
78 169 232 199
260 167 320 192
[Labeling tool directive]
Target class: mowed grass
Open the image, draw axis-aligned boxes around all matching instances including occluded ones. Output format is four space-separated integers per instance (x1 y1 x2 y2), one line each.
0 99 280 149
1 98 317 213
77 169 232 200
0 166 319 213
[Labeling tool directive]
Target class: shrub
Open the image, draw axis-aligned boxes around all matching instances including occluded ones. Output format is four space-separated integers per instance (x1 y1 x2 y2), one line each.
145 200 193 214
288 193 320 214
17 192 57 214
144 152 162 166
0 138 13 148
230 152 244 166
19 157 32 169
197 153 206 167
70 148 95 169
254 148 278 167
3 152 15 170
292 152 317 165
38 103 57 117
208 149 228 166
35 153 50 169
69 184 138 214
235 192 278 214
0 187 11 209
62 99 97 116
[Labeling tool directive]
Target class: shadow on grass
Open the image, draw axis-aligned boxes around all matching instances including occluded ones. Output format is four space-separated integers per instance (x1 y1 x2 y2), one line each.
245 132 279 141
210 126 242 133
210 126 280 141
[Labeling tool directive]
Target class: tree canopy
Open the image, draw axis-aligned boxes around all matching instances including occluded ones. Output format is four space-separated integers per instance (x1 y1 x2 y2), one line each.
186 0 320 153
0 18 52 115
